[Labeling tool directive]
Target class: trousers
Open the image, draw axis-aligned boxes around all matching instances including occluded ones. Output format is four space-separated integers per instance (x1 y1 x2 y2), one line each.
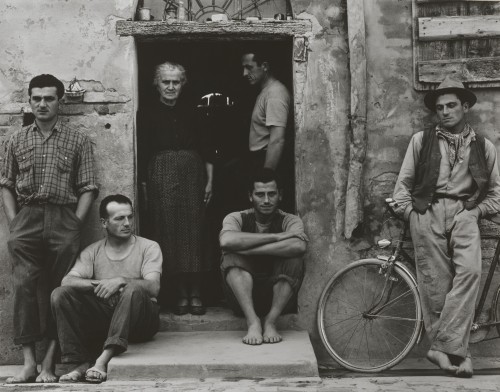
221 253 304 316
51 283 159 363
409 198 481 358
7 204 81 345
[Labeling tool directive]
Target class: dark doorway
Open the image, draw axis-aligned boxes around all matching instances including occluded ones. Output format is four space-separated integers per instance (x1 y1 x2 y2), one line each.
137 39 295 306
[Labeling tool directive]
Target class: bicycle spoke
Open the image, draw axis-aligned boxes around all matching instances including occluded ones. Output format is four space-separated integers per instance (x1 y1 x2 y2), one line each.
324 313 364 329
371 288 415 315
318 260 422 372
363 322 372 364
330 317 366 343
372 319 419 330
337 273 370 308
352 320 367 361
367 314 420 322
329 296 364 313
373 320 411 346
361 266 368 310
340 318 364 358
373 320 396 360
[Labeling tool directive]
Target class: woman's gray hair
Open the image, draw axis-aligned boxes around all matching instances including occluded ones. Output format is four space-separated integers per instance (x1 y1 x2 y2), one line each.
153 61 187 86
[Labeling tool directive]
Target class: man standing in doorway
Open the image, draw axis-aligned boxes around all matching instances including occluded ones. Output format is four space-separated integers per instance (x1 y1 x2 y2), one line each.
0 74 98 383
220 168 307 345
241 49 291 173
392 76 500 377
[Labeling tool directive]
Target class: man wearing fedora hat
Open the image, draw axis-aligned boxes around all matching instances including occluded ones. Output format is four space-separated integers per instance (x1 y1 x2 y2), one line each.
392 76 500 377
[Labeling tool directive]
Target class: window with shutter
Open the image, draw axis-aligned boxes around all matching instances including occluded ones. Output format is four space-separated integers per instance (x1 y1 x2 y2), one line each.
412 0 500 90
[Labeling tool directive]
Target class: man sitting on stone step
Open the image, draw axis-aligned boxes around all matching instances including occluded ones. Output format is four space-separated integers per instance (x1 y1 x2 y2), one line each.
51 194 162 383
219 168 307 345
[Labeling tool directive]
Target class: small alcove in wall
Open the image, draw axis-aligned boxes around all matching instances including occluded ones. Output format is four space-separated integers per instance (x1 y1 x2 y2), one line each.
117 20 310 307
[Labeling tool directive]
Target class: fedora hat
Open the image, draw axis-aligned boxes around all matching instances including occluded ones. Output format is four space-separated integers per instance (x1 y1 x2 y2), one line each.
424 76 477 112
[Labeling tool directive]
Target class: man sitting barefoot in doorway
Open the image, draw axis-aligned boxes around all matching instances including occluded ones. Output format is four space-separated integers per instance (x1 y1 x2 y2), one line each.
219 168 307 345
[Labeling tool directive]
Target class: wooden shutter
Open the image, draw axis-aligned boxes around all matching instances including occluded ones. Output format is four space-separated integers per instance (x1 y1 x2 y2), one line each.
413 0 500 90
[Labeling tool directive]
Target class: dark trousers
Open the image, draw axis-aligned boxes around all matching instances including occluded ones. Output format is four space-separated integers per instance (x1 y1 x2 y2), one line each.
7 205 82 345
221 253 304 316
51 284 159 364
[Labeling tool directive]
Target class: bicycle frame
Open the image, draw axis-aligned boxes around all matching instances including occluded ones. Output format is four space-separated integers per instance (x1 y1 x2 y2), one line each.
367 224 424 339
382 202 500 339
473 231 500 332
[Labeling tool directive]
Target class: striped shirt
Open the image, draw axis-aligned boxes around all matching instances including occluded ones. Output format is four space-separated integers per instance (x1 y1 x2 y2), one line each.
0 120 98 206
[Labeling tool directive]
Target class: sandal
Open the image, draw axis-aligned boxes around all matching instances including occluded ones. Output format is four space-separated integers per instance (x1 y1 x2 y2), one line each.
85 366 107 384
189 296 206 316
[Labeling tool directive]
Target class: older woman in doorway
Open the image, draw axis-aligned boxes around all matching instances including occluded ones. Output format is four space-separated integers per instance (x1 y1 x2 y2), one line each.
144 61 213 315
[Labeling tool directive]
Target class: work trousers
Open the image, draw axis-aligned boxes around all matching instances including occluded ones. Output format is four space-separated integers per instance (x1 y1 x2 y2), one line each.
409 198 481 358
221 253 304 316
7 204 81 345
51 283 159 364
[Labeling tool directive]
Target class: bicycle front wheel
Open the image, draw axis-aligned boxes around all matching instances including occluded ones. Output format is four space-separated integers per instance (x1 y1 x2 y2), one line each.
317 258 422 372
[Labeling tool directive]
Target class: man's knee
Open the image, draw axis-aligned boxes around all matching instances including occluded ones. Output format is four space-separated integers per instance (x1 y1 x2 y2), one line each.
120 282 149 301
461 262 481 284
226 266 252 284
51 286 77 309
273 257 304 292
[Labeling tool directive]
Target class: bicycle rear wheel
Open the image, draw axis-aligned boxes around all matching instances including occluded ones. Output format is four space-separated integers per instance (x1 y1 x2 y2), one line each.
317 258 422 372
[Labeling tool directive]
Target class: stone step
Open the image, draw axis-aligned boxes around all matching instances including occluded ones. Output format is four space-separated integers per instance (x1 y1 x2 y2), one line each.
159 307 300 332
108 330 319 380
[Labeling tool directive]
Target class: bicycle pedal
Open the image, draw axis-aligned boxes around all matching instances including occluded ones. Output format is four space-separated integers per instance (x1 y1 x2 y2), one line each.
389 275 399 282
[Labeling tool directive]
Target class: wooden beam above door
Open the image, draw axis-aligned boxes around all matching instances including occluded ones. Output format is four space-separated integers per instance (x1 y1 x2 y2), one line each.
116 20 311 41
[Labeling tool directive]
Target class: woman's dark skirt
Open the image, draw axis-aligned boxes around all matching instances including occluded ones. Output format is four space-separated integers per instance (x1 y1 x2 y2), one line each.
147 150 208 275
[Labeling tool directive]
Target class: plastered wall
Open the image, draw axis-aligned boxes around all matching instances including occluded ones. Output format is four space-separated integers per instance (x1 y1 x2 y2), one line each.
0 0 499 365
0 0 138 363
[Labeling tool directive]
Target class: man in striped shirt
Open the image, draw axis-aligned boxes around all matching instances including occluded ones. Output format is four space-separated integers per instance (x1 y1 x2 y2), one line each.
1 74 98 383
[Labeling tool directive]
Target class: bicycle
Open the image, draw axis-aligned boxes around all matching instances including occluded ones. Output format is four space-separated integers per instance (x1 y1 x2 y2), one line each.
317 198 500 373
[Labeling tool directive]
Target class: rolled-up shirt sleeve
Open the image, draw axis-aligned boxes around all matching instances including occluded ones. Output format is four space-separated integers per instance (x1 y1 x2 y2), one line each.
219 212 243 239
477 139 500 217
75 137 99 198
393 132 423 221
0 135 18 191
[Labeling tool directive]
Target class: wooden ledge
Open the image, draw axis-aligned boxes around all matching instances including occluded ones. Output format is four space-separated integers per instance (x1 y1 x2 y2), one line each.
116 20 311 41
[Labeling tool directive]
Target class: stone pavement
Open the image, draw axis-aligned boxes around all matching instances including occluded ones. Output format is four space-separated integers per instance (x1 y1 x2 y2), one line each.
2 364 500 391
2 374 500 391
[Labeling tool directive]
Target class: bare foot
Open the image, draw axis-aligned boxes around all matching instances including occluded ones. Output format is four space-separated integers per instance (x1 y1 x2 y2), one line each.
242 321 263 345
6 364 38 384
36 368 58 383
456 357 473 378
263 321 282 344
426 349 458 374
59 362 90 383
